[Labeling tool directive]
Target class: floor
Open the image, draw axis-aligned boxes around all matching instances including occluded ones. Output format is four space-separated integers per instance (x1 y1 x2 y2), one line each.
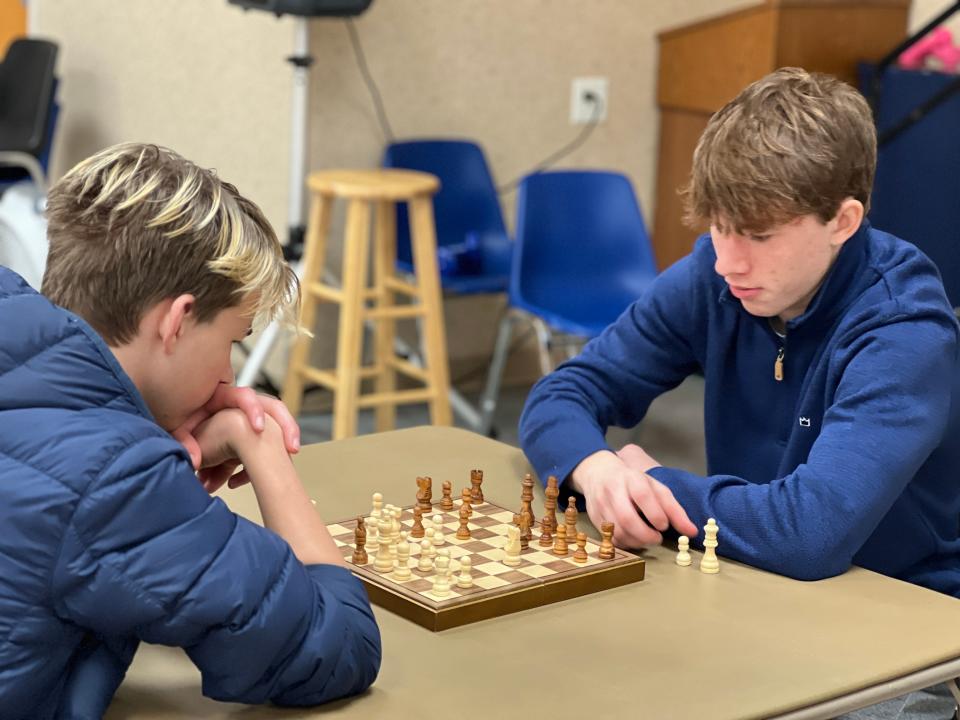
298 375 708 476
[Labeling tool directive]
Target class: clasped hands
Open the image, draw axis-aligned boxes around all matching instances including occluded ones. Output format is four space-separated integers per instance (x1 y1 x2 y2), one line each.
570 444 697 547
172 384 300 494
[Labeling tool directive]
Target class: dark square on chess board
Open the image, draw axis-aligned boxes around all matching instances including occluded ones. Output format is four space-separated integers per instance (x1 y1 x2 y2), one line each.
328 498 646 631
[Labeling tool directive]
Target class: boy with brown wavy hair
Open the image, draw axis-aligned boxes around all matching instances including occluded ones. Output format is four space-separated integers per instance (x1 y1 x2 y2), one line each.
0 143 380 718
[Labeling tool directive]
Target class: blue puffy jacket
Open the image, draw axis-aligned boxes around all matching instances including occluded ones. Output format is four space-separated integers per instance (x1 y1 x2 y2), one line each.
0 268 381 718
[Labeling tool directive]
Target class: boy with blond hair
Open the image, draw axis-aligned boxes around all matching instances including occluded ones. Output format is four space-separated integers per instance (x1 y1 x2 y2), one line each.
521 69 960 715
0 143 381 718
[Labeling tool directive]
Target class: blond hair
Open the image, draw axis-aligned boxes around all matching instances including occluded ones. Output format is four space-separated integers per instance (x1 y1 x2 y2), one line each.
684 67 876 232
42 142 297 345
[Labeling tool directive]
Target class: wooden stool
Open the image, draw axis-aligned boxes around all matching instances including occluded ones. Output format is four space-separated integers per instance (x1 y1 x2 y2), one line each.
282 169 452 439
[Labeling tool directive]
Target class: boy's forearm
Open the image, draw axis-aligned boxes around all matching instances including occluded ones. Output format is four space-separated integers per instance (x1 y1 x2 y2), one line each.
238 426 345 567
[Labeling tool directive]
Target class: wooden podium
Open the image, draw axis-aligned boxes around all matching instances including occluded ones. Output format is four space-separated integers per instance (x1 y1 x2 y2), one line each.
653 0 909 269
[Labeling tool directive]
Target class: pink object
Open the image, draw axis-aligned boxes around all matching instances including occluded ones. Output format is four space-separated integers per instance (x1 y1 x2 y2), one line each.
932 43 960 72
899 26 953 69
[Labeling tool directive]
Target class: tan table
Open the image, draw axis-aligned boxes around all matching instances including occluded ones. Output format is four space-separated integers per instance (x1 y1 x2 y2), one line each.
107 427 960 720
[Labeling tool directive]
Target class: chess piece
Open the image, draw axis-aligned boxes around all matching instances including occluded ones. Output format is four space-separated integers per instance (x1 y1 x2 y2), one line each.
552 524 569 556
352 516 368 565
598 521 615 560
366 516 378 561
394 533 412 580
457 556 474 588
470 469 484 503
425 526 436 556
417 539 433 571
460 487 473 515
538 512 554 547
371 492 383 519
544 476 560 533
700 518 720 574
520 474 535 542
676 536 692 567
456 505 471 539
374 518 393 573
514 512 530 550
573 531 588 563
432 514 445 546
432 552 452 597
416 476 433 512
564 497 578 544
503 525 522 566
411 506 425 538
440 480 454 511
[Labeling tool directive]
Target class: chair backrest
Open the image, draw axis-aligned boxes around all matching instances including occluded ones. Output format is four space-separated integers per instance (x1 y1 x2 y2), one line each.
0 38 58 156
511 170 657 326
383 140 507 267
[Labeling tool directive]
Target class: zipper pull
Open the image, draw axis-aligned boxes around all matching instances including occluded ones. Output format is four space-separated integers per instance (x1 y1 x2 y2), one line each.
774 347 785 382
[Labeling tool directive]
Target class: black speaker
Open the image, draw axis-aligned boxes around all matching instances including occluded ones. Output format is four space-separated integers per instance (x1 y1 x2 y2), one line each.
228 0 373 17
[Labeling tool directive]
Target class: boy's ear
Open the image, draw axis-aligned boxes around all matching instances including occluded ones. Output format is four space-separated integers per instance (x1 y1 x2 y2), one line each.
831 198 865 247
157 294 196 354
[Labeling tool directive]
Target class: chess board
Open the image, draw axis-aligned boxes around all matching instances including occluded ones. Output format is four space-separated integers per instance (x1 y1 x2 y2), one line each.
328 497 645 631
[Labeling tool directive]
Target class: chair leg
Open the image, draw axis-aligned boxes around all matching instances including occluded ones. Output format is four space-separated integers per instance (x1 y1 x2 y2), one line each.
530 316 555 375
408 195 452 426
478 311 517 437
282 195 332 416
333 199 371 440
373 199 397 433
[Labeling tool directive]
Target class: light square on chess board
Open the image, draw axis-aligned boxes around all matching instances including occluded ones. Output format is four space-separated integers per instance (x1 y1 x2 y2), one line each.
329 498 645 631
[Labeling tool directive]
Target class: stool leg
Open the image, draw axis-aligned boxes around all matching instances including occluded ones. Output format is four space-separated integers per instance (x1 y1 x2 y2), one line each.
282 194 333 417
408 195 452 426
333 198 371 440
373 199 397 432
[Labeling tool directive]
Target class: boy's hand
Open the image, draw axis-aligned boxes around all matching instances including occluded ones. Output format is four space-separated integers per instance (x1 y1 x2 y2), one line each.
570 449 697 547
173 385 301 471
191 409 286 494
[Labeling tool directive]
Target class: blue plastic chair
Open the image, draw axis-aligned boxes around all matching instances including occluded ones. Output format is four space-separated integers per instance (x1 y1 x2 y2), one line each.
382 140 512 295
478 170 659 434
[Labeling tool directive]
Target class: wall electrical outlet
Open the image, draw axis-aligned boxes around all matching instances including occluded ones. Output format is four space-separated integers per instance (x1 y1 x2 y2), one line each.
570 76 609 124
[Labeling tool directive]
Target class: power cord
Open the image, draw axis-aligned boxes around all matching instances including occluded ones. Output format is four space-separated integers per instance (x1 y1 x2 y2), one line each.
496 92 604 195
346 18 396 143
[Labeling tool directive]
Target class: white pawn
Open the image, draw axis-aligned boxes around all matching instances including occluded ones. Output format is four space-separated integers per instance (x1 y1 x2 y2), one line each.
425 527 437 559
676 536 692 566
457 556 474 588
366 517 379 559
431 514 445 546
394 533 412 580
417 539 433 571
433 552 451 597
370 492 383 518
700 518 720 574
502 525 521 566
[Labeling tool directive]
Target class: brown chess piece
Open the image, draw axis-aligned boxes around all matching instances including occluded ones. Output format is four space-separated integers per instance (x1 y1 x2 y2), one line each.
460 487 473 516
352 516 368 564
564 497 578 544
573 531 589 563
470 469 484 503
599 521 616 560
417 476 433 512
553 525 569 556
440 480 454 511
544 475 560 533
538 512 554 547
411 506 425 538
456 505 471 539
519 474 535 542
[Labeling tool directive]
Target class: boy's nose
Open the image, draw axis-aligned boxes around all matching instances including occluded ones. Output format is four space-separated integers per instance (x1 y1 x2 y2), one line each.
713 234 751 278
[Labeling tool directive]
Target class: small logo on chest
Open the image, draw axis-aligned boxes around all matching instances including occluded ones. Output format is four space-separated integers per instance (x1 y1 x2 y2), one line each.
799 416 811 427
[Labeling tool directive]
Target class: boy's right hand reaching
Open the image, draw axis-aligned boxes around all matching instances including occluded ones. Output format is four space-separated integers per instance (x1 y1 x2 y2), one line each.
570 449 697 547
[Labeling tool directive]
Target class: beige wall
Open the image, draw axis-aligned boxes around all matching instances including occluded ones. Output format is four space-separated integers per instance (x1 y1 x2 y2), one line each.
33 1 944 391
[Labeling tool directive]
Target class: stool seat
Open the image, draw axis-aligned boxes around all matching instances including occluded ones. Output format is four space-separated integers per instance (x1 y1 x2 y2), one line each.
284 167 452 439
308 169 439 200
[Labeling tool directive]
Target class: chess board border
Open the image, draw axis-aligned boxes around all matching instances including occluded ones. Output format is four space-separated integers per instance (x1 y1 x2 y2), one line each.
334 501 646 631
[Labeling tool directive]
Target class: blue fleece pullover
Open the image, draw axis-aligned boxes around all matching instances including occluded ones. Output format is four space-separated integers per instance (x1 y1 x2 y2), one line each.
0 268 381 718
520 223 960 592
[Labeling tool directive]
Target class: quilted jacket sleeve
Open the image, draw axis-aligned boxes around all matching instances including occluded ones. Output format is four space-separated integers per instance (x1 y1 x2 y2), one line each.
49 433 381 707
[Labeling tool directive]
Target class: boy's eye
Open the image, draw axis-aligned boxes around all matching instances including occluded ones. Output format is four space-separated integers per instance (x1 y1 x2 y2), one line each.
750 233 771 242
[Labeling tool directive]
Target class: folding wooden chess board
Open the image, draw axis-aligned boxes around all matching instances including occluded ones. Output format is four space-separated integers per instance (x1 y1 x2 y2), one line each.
328 497 646 631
